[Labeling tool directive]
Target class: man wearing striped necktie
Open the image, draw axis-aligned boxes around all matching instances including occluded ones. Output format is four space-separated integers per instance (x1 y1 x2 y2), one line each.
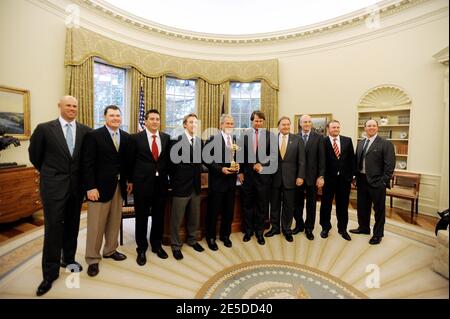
319 120 355 241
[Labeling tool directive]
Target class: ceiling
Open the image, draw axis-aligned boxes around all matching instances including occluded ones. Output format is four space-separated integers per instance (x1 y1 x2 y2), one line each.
100 0 382 36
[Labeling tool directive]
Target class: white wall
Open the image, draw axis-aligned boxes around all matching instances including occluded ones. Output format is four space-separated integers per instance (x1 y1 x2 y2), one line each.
0 0 448 214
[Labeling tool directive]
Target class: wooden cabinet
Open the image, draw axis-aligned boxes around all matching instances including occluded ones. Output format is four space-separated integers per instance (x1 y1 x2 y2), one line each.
0 166 42 223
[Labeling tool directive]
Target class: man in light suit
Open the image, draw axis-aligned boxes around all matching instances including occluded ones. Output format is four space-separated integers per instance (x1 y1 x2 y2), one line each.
169 113 204 260
29 95 91 296
81 105 131 277
266 117 305 242
203 114 240 251
129 109 171 265
350 119 395 245
319 120 355 241
293 114 326 240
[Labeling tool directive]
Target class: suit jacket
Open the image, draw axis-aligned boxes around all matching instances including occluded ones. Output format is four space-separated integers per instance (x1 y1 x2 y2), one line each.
272 133 306 189
324 135 356 182
81 126 131 202
299 131 326 186
356 135 395 188
238 129 276 186
203 133 237 193
28 118 91 201
169 134 203 197
129 130 171 200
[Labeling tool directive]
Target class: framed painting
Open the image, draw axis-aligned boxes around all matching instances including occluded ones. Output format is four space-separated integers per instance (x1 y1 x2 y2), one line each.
0 85 30 140
294 113 332 136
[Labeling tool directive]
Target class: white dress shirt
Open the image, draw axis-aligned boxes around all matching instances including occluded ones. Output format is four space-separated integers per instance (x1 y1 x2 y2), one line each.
279 133 289 151
360 134 378 174
59 116 76 142
145 128 162 176
329 135 341 154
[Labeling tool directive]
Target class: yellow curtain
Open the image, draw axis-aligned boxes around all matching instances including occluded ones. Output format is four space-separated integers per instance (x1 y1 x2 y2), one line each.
197 79 229 138
260 79 279 129
65 57 94 127
130 68 166 133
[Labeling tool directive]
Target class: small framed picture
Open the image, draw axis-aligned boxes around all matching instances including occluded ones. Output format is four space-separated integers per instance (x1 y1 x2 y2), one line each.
294 113 332 136
0 85 30 140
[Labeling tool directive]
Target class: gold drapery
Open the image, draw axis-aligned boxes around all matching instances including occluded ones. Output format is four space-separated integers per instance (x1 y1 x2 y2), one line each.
65 27 279 89
65 57 94 127
197 79 229 138
130 68 166 133
261 80 279 129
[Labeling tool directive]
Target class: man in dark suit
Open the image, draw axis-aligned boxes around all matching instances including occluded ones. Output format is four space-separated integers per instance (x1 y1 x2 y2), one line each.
350 119 395 245
29 95 91 296
293 114 326 240
266 117 305 242
203 114 239 251
319 120 355 241
238 111 276 245
81 105 130 277
128 109 171 265
169 113 204 260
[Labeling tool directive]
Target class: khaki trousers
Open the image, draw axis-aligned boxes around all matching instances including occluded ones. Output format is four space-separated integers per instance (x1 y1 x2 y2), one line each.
85 185 122 265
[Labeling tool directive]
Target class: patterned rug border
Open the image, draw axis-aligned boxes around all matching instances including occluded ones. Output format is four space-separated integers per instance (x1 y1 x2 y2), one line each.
195 260 369 299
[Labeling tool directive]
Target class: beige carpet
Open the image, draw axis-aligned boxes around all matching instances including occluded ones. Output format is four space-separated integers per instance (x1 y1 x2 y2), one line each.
0 209 448 299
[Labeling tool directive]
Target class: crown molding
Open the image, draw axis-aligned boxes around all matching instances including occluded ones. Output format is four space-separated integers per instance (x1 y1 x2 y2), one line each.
433 47 449 65
73 0 432 44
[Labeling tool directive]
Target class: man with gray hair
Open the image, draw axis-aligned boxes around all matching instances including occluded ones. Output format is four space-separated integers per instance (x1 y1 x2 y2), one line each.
203 114 240 251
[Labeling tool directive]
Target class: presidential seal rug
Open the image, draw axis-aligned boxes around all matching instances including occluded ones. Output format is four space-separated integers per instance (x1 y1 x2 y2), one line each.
196 261 367 299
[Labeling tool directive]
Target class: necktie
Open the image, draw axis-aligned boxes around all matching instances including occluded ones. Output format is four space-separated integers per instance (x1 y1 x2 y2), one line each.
332 137 340 159
65 123 74 156
152 135 159 161
359 139 369 171
303 133 308 145
254 129 259 153
226 134 232 148
280 134 287 160
112 132 119 151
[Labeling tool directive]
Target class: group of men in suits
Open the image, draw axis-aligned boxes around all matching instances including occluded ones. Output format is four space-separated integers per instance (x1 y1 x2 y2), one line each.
29 96 395 296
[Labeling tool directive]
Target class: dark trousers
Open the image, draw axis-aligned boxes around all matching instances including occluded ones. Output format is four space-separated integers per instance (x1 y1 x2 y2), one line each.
41 193 83 282
134 177 166 253
319 175 351 232
206 189 235 240
356 173 386 237
294 184 317 231
241 181 270 236
270 186 296 234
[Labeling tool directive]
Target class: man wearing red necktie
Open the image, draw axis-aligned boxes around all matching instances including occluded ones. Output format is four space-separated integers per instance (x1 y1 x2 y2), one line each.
319 120 355 241
128 109 171 266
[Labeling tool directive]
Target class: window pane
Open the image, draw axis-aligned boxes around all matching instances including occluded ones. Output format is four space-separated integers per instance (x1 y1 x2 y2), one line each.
230 81 261 130
166 77 196 137
93 62 128 131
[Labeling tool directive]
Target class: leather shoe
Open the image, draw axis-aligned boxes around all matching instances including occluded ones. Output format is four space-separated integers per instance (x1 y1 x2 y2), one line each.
369 236 382 245
349 228 370 235
284 234 293 242
257 235 265 245
207 238 218 251
152 247 169 259
243 234 252 242
292 226 305 235
61 260 83 272
36 280 53 296
172 250 184 260
87 263 99 277
339 231 352 241
190 243 204 252
305 230 314 240
103 251 127 261
220 237 232 248
320 229 330 239
136 252 147 266
265 229 280 237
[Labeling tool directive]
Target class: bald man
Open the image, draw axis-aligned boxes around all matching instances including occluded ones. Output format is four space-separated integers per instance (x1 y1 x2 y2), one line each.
29 96 91 296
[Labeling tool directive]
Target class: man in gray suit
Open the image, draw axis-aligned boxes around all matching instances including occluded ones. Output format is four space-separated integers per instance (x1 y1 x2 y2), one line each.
29 95 91 296
266 117 305 242
350 119 395 245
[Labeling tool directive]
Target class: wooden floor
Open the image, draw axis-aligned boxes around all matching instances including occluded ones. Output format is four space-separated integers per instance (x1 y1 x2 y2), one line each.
0 202 439 244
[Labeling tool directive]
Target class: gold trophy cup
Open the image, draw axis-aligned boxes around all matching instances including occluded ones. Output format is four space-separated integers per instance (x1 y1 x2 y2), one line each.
229 143 240 172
